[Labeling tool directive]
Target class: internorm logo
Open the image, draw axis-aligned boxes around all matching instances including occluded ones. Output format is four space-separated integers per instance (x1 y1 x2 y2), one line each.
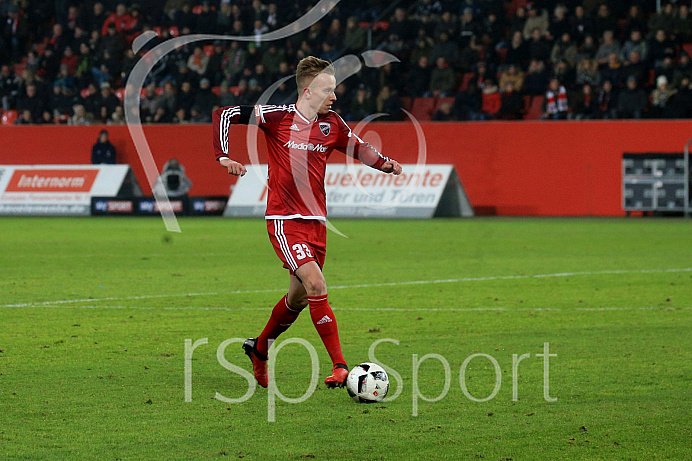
123 0 429 234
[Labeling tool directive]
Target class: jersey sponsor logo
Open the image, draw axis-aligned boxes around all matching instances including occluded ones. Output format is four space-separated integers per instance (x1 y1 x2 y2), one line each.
283 140 328 152
6 169 98 192
319 122 330 136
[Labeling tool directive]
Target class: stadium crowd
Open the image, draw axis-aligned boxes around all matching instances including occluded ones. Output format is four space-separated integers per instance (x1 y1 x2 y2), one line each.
1 0 692 125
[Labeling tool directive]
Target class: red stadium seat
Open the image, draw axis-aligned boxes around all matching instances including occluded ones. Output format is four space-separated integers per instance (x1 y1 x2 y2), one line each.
169 26 179 37
683 43 692 58
2 110 18 125
410 97 435 121
524 96 544 120
400 96 412 111
211 86 221 96
115 87 126 102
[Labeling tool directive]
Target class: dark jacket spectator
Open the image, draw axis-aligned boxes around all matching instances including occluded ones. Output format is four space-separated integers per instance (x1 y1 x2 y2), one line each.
616 77 648 119
496 81 524 120
92 130 117 164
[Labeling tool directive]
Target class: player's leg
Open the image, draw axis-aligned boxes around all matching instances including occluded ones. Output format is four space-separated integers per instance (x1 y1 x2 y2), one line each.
245 277 307 389
295 261 349 388
256 275 307 356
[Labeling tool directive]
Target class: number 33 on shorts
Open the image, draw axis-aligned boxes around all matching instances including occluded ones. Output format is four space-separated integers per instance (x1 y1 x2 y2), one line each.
292 243 313 260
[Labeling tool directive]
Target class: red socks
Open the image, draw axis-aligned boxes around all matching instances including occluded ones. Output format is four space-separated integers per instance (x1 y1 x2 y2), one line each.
255 293 346 368
308 294 346 367
256 294 301 356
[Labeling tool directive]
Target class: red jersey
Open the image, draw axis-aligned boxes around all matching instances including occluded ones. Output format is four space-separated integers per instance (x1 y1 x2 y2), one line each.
212 104 391 220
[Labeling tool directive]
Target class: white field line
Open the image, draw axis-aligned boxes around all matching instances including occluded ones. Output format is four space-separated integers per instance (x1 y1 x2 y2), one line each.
21 305 691 312
1 267 690 309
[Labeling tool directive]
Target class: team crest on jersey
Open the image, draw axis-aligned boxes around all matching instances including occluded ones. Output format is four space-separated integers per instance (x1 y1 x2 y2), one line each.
319 122 331 136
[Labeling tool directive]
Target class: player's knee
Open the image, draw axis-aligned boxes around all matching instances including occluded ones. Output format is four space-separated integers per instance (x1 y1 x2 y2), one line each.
303 277 327 297
288 294 308 310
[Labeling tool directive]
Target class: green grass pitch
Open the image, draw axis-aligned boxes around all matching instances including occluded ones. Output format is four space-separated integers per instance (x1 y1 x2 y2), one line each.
1 217 691 460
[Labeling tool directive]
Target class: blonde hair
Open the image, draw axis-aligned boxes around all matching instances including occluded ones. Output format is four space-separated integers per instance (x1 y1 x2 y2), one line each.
295 56 335 91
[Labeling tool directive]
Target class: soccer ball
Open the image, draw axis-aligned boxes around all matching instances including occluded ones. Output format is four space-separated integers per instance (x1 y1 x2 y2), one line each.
346 362 389 403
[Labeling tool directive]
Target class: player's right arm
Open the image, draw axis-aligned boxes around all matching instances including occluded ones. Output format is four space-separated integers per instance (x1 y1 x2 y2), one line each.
212 105 256 176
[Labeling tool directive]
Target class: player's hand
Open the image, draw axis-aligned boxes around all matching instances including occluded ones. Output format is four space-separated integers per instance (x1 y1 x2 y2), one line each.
220 158 247 176
381 160 402 175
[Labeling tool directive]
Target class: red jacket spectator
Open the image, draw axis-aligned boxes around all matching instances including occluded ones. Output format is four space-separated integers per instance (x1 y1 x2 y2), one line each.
101 4 134 36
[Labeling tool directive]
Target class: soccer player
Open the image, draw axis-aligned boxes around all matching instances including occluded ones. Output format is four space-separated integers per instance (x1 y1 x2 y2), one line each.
212 56 402 389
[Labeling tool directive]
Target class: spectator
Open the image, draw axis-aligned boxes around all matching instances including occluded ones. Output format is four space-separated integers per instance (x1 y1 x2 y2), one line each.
15 109 34 125
344 16 367 54
375 86 403 121
430 31 460 67
69 104 92 125
669 77 692 118
408 55 432 97
648 29 675 69
428 57 456 97
621 51 647 88
570 83 596 119
496 81 524 120
193 78 218 116
505 31 529 69
17 84 44 123
551 32 578 68
623 6 646 38
195 1 216 34
51 85 76 121
498 64 525 93
616 76 648 119
673 53 692 89
187 46 209 77
458 9 481 48
453 81 482 120
350 85 375 121
575 57 600 87
156 81 177 115
92 129 116 164
509 6 527 35
549 5 570 40
553 60 575 88
599 53 625 88
479 79 501 119
0 64 20 111
576 34 597 61
570 6 594 44
4 4 28 63
528 27 552 63
596 80 616 119
543 78 569 120
650 75 676 118
523 6 549 40
175 80 196 117
525 59 550 95
592 4 617 39
431 101 454 121
675 5 692 43
594 30 621 66
95 82 120 120
101 3 133 36
621 30 648 63
648 3 675 34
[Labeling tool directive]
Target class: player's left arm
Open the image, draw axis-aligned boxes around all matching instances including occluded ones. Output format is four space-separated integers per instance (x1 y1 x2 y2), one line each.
333 114 402 175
